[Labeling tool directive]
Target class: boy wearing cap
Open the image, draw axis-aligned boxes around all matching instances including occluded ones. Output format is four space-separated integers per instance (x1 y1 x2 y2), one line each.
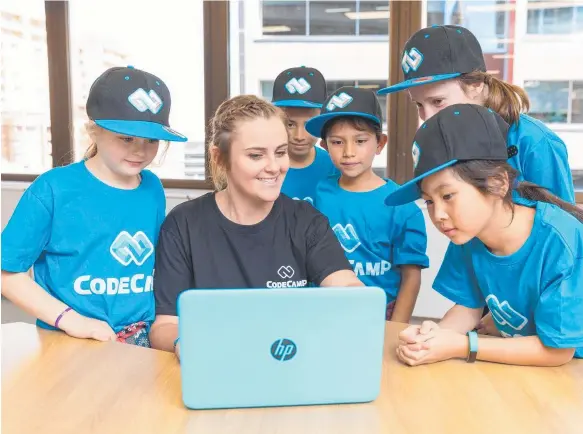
384 104 583 366
1 66 187 347
307 86 429 322
272 66 337 205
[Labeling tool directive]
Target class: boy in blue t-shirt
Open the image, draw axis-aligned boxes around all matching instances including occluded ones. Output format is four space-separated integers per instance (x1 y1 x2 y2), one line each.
272 66 337 205
306 86 429 322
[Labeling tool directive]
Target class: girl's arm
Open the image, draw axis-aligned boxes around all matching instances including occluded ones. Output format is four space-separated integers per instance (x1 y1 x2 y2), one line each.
439 304 483 333
1 271 115 341
473 335 574 366
391 265 421 323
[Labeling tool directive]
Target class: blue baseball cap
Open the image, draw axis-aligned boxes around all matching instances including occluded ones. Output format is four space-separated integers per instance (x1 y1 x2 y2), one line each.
305 86 383 138
384 104 509 206
377 25 486 95
86 66 188 142
272 66 327 109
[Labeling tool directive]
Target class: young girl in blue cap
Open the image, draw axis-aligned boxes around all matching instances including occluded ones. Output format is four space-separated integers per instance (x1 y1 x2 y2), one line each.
1 66 187 347
386 104 582 367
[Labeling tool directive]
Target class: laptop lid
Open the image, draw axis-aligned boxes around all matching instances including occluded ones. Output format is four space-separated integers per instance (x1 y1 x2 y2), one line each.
177 286 386 410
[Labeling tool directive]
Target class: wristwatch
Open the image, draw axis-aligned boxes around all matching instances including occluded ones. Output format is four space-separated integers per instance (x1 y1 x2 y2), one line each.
467 330 478 363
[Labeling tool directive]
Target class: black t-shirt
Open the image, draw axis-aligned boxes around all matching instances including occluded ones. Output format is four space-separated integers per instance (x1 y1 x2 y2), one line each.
154 193 351 316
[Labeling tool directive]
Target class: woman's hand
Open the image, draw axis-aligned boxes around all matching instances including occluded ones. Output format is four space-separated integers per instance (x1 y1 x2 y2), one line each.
476 312 502 336
59 311 117 342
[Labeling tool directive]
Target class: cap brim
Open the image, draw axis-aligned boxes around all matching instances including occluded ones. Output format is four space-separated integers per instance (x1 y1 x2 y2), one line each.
273 100 323 109
377 73 462 95
385 160 458 206
305 112 381 138
95 120 188 142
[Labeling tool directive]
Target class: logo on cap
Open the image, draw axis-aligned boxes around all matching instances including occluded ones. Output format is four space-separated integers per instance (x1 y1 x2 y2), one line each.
401 48 424 75
285 78 311 95
128 88 163 114
326 92 353 111
412 141 421 169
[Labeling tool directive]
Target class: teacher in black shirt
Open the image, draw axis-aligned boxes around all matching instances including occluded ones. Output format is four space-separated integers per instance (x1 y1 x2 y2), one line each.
150 95 362 354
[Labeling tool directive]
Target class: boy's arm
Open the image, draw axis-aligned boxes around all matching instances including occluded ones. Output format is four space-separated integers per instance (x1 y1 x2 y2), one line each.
391 265 421 323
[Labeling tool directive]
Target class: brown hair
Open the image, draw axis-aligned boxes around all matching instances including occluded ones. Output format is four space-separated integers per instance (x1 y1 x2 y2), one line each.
458 71 530 126
321 117 383 142
208 95 287 191
450 160 583 223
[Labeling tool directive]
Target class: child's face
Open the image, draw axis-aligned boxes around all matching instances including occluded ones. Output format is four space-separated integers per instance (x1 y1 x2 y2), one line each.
283 107 320 160
409 80 485 123
225 116 289 203
95 128 160 178
323 120 386 181
421 168 498 245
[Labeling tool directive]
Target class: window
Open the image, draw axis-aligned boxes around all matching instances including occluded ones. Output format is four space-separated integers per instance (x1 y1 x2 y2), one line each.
68 0 206 180
523 81 570 123
261 1 389 36
527 0 583 34
1 0 52 175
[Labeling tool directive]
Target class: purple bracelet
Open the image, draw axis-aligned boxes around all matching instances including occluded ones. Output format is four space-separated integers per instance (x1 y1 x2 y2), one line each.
55 307 72 329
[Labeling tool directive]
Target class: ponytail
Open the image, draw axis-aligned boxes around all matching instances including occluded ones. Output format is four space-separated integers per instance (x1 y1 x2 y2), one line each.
451 160 583 223
516 181 583 223
458 71 530 125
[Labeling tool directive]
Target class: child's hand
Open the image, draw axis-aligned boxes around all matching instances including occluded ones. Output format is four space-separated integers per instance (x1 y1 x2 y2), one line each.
59 311 117 342
397 328 467 366
476 313 501 336
398 321 439 346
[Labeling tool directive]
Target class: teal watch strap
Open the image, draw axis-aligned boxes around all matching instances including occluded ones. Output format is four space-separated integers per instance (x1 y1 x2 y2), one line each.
467 330 478 363
173 337 180 349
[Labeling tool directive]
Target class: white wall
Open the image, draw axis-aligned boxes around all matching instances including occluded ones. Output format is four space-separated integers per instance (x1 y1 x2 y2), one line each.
1 182 452 319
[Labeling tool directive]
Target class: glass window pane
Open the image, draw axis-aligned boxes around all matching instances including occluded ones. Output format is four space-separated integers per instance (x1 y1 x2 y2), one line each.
358 1 389 36
572 81 583 124
524 81 569 123
541 6 574 34
1 0 52 175
68 0 206 181
262 1 306 36
309 1 357 36
527 9 541 34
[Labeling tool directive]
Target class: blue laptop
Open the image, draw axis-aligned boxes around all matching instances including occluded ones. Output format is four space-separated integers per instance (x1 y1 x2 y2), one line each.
177 286 386 410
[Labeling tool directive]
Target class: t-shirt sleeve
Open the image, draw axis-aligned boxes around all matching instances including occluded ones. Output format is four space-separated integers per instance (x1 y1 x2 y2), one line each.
153 214 194 316
392 206 429 268
521 134 575 204
433 242 485 309
1 178 53 273
305 212 352 286
535 257 583 350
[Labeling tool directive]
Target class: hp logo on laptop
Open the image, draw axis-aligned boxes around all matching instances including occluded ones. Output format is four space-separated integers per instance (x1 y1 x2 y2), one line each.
271 338 297 361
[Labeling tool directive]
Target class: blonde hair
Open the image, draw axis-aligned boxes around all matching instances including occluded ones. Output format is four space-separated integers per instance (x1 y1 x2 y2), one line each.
83 120 169 165
208 95 287 191
458 71 530 126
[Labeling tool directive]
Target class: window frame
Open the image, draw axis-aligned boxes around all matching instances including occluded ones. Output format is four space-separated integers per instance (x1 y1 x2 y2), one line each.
523 79 583 126
1 1 228 190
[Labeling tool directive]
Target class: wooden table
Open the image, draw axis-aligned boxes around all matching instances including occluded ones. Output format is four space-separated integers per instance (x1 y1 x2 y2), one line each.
2 322 582 434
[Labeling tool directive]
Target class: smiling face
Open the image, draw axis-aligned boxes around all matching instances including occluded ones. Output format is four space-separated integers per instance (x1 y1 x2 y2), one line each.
420 166 499 245
220 116 290 204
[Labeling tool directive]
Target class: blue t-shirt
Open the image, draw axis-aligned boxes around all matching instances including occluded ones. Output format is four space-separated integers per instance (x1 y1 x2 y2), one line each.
1 161 166 333
281 146 337 206
507 114 574 203
315 175 429 303
434 201 583 358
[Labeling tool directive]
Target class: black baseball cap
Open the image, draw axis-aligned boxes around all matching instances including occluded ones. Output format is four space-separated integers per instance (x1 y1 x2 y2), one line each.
272 66 327 109
305 86 383 138
384 104 509 206
86 66 188 142
378 25 486 95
